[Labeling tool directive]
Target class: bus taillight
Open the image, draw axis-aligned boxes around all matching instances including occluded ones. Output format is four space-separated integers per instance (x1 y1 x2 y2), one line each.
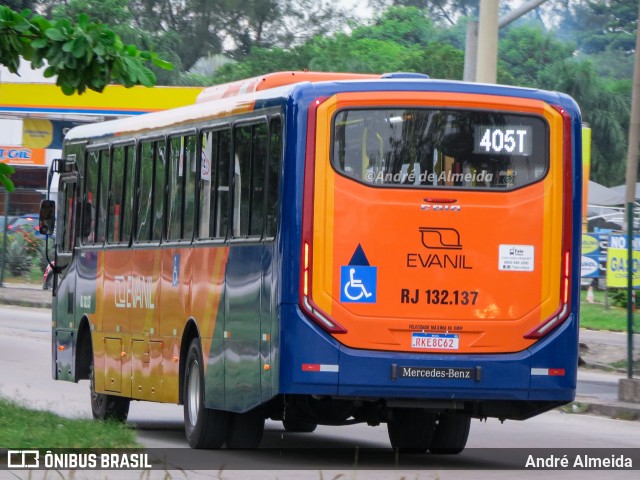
525 106 575 340
299 97 346 335
300 241 346 334
303 242 310 297
525 251 571 339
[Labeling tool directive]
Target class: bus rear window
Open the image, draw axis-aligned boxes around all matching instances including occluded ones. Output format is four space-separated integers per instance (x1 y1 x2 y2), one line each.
332 109 548 189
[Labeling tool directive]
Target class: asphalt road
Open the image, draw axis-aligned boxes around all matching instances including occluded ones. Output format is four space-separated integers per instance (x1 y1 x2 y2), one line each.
1 305 639 480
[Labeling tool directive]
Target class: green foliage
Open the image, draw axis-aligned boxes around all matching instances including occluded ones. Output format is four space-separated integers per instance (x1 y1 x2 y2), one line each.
5 234 33 277
352 6 437 46
17 229 40 257
0 5 172 95
573 0 637 55
499 25 575 87
609 288 640 309
580 298 634 333
537 59 630 186
0 396 139 448
1 231 50 279
0 4 174 191
213 7 463 83
0 164 15 192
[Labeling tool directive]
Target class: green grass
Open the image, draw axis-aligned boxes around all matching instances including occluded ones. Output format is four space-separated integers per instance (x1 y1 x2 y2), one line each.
0 397 140 448
580 288 639 332
580 302 633 331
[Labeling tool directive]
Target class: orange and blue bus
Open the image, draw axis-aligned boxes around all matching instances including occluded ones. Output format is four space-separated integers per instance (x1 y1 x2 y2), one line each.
43 71 582 453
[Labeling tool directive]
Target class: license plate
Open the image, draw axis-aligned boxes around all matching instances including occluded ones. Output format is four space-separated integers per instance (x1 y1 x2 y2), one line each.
411 333 459 350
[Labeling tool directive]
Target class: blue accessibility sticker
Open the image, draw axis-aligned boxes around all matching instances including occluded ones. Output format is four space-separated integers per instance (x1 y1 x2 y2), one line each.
340 265 377 303
172 254 180 287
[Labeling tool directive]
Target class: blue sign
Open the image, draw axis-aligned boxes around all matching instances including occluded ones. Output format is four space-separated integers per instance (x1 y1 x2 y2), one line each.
172 254 180 287
340 265 377 303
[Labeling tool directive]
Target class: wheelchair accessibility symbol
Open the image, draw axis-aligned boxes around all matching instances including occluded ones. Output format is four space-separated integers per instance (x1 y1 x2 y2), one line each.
340 265 377 303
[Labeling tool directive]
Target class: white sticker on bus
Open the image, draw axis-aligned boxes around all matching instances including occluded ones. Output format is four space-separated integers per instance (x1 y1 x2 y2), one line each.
498 245 535 272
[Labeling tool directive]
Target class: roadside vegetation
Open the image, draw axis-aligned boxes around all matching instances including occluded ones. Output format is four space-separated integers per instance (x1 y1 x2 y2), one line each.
0 397 139 448
0 227 52 284
580 287 639 332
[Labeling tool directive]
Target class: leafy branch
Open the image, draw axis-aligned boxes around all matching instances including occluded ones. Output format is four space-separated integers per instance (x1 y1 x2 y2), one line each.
0 6 174 191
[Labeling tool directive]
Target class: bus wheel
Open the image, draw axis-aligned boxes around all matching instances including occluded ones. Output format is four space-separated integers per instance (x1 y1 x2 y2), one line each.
429 414 471 454
89 360 129 421
387 408 436 453
184 338 229 449
226 406 265 449
282 418 317 433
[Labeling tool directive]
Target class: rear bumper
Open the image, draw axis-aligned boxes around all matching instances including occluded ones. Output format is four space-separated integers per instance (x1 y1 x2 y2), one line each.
279 305 578 405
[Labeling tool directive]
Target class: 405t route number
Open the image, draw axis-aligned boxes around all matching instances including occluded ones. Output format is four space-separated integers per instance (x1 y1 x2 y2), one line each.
401 288 479 305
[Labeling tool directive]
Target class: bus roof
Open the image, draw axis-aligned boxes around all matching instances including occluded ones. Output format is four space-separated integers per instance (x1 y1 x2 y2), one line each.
63 73 578 145
195 71 381 103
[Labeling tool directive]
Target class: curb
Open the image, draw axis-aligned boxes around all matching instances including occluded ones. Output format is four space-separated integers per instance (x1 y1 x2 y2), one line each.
0 297 52 309
0 287 52 309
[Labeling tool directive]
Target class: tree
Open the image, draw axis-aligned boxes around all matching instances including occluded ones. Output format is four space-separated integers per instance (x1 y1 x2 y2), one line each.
0 5 172 190
495 20 631 186
0 6 171 94
572 0 638 54
539 59 630 186
47 0 194 86
367 0 479 26
554 0 637 81
222 0 347 59
212 6 464 83
498 25 574 87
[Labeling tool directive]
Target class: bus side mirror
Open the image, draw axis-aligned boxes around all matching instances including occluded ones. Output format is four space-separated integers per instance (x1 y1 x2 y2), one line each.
39 200 56 235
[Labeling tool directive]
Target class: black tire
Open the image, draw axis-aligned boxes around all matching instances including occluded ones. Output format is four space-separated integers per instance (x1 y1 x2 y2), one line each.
89 359 129 422
282 418 317 433
429 414 471 454
184 338 229 449
387 408 436 453
226 406 265 449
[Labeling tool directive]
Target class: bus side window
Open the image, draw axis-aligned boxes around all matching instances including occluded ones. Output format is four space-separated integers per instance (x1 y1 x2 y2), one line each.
198 131 213 239
168 134 196 242
233 126 251 237
152 140 166 242
199 128 231 240
83 149 99 244
183 135 196 241
108 146 124 244
59 182 76 253
82 202 92 239
216 129 231 239
136 141 154 242
96 148 110 244
121 145 136 243
233 122 268 239
167 136 185 241
250 123 267 237
265 117 282 239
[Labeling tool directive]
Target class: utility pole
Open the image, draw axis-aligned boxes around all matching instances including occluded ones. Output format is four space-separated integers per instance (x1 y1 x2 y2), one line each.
465 0 550 83
475 0 499 84
619 0 640 400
